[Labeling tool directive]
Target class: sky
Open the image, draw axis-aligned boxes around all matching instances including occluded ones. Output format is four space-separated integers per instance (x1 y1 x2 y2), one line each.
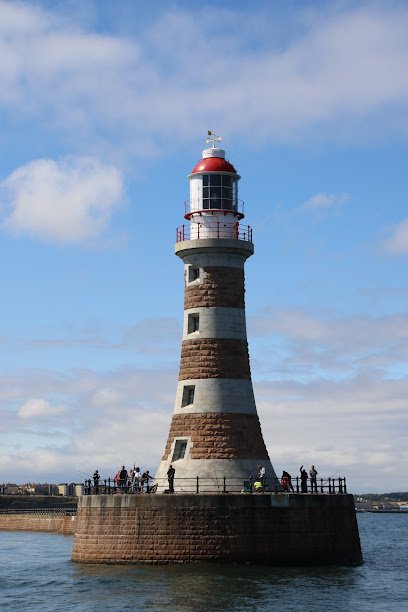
1 0 407 493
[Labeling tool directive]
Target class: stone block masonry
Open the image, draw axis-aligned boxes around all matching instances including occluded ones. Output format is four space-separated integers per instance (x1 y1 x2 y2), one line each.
184 266 245 310
71 494 362 566
0 513 77 535
161 413 269 461
179 339 251 380
154 236 277 490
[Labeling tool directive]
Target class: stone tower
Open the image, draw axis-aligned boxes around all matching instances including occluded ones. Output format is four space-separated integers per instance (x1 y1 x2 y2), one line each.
155 136 277 491
72 136 362 568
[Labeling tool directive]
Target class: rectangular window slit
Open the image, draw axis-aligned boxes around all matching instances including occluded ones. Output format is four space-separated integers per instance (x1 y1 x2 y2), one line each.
188 313 199 334
172 440 188 461
182 385 195 407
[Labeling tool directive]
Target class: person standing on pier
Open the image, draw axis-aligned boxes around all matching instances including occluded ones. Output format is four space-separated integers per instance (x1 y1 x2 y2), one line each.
133 466 142 493
119 466 128 493
309 465 318 493
300 466 308 493
281 472 289 491
141 470 153 493
282 470 294 492
167 464 175 493
258 465 266 490
93 470 100 495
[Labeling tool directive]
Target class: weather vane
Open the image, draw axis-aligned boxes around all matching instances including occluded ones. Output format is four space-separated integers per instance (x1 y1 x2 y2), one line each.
206 130 222 148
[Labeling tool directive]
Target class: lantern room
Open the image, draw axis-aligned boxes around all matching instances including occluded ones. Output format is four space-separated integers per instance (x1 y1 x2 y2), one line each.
184 142 245 240
188 147 240 213
175 133 253 243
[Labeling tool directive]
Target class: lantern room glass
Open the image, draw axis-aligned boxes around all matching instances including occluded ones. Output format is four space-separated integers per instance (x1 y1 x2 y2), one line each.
201 175 238 211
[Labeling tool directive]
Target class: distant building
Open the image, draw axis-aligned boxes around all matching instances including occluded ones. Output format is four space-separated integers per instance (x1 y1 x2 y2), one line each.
355 499 373 510
74 484 84 496
58 483 83 496
19 483 58 495
58 483 68 496
0 483 19 495
372 502 400 511
1 483 60 495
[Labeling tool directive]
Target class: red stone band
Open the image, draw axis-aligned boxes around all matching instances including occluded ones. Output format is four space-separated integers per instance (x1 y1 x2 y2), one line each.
162 412 269 461
178 338 251 381
184 266 245 310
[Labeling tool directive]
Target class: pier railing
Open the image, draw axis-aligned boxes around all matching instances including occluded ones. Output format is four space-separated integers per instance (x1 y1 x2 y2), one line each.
83 476 347 495
0 508 77 515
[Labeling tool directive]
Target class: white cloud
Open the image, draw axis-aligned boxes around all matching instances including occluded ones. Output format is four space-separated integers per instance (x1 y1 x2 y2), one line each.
1 309 407 492
0 156 124 244
382 217 408 254
90 387 125 407
0 365 175 483
2 362 408 492
249 307 408 373
18 398 67 419
0 3 408 152
301 192 350 211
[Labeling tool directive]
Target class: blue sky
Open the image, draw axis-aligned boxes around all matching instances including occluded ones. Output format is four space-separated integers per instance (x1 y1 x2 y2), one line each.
1 0 408 492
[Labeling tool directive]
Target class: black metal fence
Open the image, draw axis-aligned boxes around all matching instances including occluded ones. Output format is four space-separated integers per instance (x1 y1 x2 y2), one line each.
83 476 347 495
0 508 77 515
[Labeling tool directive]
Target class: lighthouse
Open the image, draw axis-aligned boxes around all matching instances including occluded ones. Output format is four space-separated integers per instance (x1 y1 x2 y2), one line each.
72 134 362 567
155 133 277 491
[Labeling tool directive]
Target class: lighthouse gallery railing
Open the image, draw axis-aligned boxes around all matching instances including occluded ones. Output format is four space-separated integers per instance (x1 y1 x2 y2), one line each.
176 221 253 243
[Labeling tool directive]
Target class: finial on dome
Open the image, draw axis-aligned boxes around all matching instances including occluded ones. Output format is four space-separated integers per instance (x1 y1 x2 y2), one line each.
206 130 221 148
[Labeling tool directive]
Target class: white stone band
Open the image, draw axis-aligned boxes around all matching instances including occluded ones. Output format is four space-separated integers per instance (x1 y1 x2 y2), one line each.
154 457 276 492
183 307 247 341
174 378 256 414
179 251 247 269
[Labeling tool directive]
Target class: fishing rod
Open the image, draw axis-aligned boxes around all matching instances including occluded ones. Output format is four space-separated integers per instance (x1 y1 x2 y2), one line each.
75 469 93 479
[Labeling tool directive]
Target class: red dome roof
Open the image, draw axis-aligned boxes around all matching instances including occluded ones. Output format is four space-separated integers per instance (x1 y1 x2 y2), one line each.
191 157 237 174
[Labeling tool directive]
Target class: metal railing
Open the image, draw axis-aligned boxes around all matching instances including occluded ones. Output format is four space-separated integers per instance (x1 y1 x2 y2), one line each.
176 221 253 243
83 479 151 495
83 476 347 495
0 508 77 515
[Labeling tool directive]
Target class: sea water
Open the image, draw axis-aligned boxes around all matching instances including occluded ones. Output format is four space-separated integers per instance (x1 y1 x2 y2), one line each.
0 513 407 611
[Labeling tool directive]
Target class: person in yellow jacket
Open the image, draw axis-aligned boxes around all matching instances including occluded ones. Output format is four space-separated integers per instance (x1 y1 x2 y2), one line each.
253 480 263 492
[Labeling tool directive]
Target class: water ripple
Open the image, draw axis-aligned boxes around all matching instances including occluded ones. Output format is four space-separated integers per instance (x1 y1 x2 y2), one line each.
0 515 407 611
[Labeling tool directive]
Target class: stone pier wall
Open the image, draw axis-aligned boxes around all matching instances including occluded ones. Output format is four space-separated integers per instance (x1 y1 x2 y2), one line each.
72 493 362 566
0 513 77 535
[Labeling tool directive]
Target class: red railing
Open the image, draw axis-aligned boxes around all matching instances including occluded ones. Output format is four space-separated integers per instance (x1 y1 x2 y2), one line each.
176 221 253 243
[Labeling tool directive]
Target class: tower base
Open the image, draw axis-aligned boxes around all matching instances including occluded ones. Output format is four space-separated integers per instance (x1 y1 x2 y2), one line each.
72 493 362 566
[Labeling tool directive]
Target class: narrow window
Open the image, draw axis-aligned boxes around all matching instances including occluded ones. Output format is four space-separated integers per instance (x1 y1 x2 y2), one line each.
182 385 195 407
172 440 188 461
188 266 200 283
188 313 199 334
202 175 209 209
232 178 238 211
222 175 233 210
